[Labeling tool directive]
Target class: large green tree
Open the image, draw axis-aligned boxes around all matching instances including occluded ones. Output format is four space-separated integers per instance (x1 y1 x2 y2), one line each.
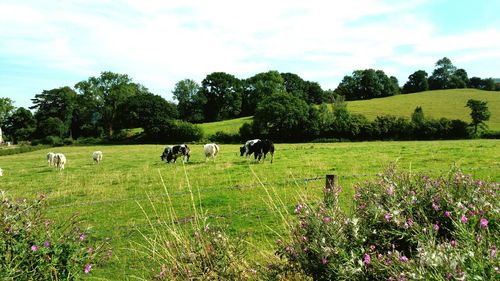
5 107 36 143
252 92 310 141
466 99 491 136
75 71 147 136
428 57 469 90
0 97 15 126
335 69 398 100
200 72 243 122
403 70 429 94
281 72 326 104
172 79 205 123
30 86 77 138
242 71 286 116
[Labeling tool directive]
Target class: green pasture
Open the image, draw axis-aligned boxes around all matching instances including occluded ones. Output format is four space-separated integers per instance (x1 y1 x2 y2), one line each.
0 140 499 279
197 116 253 136
348 89 500 130
197 89 500 137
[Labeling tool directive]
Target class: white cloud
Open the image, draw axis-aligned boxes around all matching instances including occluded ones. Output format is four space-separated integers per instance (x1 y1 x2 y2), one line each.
0 0 499 108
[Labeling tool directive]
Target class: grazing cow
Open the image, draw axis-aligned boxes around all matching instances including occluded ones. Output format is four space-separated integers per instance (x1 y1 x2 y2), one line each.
240 139 261 160
240 139 275 163
0 167 3 177
261 139 275 163
92 151 103 164
47 152 56 166
203 143 220 162
54 153 66 170
161 144 190 163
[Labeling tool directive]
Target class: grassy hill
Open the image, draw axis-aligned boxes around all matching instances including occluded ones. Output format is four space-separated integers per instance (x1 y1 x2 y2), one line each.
348 89 499 130
198 89 499 136
197 116 253 136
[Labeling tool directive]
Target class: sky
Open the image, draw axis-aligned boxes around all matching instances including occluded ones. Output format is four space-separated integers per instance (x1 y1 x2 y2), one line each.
1 0 499 109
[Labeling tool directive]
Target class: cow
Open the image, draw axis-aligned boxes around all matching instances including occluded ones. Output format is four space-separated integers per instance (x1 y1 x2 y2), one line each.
92 151 103 164
161 144 190 163
261 139 275 163
203 143 219 162
240 139 275 163
54 153 66 170
240 139 261 160
47 152 56 166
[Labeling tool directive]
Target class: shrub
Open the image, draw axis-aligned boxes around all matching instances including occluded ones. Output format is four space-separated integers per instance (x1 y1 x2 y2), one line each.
209 131 240 144
0 145 49 157
277 165 499 280
0 191 111 279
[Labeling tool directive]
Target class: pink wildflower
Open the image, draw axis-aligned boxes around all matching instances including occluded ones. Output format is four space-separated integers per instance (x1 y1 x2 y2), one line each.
400 256 409 262
323 216 331 224
476 235 482 242
363 254 371 265
444 211 451 218
491 246 497 258
450 240 457 248
384 213 391 222
31 245 38 252
433 223 439 232
43 240 50 248
480 218 488 229
460 215 468 224
79 233 86 241
321 257 328 265
84 263 92 274
432 202 440 211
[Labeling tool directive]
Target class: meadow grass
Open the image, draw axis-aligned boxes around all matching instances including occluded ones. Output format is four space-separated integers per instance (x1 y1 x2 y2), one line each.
347 89 500 130
0 140 498 279
197 116 253 136
197 89 500 137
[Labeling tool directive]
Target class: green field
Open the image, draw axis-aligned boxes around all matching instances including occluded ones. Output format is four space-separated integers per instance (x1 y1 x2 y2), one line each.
197 89 500 137
197 116 253 136
0 140 499 279
348 89 500 130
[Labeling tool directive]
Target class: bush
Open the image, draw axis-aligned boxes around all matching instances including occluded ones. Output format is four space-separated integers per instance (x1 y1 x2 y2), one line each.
0 145 49 157
75 137 103 145
0 191 111 279
277 165 499 280
209 131 240 144
481 130 500 139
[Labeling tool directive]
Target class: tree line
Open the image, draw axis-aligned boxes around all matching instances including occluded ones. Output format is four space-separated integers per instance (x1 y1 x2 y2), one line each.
0 57 497 144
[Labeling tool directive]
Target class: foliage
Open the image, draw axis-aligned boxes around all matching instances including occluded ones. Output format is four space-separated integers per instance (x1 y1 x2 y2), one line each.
252 92 311 142
402 70 429 94
75 71 149 137
466 99 491 137
201 72 244 122
242 71 286 116
4 107 36 143
172 79 206 123
0 97 15 126
0 191 111 279
0 145 49 157
145 119 203 143
335 69 399 101
277 166 499 280
428 57 469 90
118 92 178 130
209 131 240 144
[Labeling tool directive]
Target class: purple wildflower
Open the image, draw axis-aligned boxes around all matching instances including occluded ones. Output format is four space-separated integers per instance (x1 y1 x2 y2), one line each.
492 246 497 258
444 211 451 218
406 218 414 227
363 254 371 265
460 215 468 224
323 216 331 224
31 245 38 252
43 240 50 248
480 218 488 229
79 233 86 241
321 256 328 265
84 263 92 274
432 202 440 211
384 213 391 222
433 223 439 232
476 235 482 242
446 273 453 279
450 240 457 248
399 256 409 262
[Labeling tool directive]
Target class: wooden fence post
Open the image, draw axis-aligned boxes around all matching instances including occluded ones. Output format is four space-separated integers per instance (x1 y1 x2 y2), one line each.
325 174 338 191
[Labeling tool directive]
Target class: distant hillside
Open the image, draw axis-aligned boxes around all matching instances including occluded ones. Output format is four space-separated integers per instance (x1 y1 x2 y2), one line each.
348 89 499 130
197 89 500 137
197 116 253 137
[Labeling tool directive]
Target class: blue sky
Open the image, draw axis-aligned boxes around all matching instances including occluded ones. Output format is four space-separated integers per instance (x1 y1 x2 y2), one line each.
1 0 499 109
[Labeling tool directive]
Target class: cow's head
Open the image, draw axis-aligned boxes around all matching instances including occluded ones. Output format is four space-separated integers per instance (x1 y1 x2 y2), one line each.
239 146 246 156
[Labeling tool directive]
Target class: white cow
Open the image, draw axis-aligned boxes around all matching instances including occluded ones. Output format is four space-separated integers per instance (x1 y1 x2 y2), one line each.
92 151 103 164
47 152 56 166
54 153 66 170
203 143 220 162
0 167 3 177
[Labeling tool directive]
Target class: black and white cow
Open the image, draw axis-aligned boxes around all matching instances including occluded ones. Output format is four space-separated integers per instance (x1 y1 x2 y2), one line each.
160 144 191 163
240 139 275 163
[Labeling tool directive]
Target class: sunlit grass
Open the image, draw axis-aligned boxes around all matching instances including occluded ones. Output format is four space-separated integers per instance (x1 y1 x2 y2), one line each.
0 140 498 279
